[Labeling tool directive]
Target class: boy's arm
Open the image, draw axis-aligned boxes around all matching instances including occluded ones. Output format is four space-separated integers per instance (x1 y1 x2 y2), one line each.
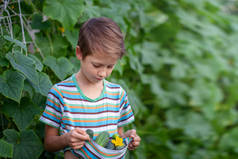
44 125 68 152
44 125 90 152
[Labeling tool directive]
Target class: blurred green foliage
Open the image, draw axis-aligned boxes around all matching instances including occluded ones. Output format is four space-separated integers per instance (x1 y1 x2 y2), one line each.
1 0 238 158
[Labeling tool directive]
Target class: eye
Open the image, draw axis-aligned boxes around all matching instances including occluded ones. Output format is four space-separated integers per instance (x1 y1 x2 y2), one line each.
107 65 114 69
93 65 100 68
93 64 100 68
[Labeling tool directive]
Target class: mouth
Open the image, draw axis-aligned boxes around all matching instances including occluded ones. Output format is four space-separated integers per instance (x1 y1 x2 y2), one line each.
96 77 103 81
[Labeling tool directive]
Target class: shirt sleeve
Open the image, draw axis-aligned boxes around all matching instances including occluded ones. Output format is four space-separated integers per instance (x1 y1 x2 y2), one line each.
39 85 64 128
118 88 135 127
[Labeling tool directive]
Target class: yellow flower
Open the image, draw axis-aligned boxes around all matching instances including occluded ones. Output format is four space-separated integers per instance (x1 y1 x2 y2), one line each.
59 27 65 33
111 136 124 147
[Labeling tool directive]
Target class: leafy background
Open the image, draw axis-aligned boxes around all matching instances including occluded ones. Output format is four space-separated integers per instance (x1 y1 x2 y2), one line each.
1 0 238 158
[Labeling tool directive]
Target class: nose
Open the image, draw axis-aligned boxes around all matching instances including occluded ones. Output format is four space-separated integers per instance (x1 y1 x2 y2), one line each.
98 69 107 78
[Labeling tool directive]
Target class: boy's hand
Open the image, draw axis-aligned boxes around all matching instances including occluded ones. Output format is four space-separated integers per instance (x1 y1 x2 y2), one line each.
65 128 90 150
124 129 141 150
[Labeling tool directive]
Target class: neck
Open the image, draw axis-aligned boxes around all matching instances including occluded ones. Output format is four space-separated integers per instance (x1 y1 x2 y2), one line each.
76 71 103 87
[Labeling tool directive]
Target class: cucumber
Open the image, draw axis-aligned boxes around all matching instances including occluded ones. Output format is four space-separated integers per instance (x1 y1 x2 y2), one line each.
104 139 115 149
115 145 125 150
95 131 110 147
86 129 94 139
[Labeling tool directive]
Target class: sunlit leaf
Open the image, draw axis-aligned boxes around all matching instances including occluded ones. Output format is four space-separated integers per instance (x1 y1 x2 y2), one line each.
43 0 84 29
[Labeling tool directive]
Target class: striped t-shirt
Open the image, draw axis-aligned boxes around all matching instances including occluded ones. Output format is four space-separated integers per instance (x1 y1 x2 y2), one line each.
39 74 134 139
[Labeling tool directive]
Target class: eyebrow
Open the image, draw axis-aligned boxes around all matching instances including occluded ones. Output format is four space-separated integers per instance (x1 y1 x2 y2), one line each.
92 62 116 66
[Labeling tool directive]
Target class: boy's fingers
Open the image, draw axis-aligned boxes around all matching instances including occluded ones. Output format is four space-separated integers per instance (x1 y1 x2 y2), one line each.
133 141 140 147
128 135 140 149
74 128 87 135
129 129 137 136
71 128 90 141
134 135 141 142
128 144 135 150
75 133 90 141
71 131 90 141
72 142 85 150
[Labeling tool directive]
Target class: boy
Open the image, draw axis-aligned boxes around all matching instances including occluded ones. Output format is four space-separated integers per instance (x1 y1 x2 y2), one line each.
40 17 141 159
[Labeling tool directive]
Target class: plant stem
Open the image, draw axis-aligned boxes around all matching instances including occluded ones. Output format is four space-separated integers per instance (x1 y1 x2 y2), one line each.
17 0 26 55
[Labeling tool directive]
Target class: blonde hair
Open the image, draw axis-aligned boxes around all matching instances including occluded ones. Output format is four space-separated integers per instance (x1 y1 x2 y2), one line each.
77 17 125 59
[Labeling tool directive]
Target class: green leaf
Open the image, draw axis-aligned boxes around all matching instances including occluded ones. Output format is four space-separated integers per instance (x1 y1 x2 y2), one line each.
35 34 51 57
65 29 79 48
80 1 101 22
32 93 47 110
219 127 238 153
171 61 188 79
44 56 73 80
128 89 147 117
167 81 189 105
113 61 123 76
136 42 162 71
0 70 25 102
128 51 144 74
43 0 84 29
139 8 168 32
0 139 13 158
4 36 27 52
188 79 215 107
6 51 38 85
0 57 9 67
31 72 52 96
1 98 40 130
3 129 19 144
166 109 214 140
69 56 81 73
4 129 43 159
52 35 68 57
28 54 43 72
31 13 51 30
23 80 34 99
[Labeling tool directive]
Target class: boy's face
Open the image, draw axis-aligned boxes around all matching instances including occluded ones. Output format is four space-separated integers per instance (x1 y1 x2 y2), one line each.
76 46 119 84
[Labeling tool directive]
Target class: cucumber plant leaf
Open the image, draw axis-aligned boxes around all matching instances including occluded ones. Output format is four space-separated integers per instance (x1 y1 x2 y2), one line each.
0 139 13 158
43 0 84 30
219 127 238 152
6 51 38 85
31 13 51 30
3 129 43 159
44 56 73 80
28 54 43 72
31 72 52 96
4 36 27 52
64 29 79 48
1 98 40 130
166 109 214 140
0 70 25 103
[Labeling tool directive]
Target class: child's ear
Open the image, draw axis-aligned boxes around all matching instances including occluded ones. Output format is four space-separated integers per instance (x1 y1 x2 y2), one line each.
76 45 83 60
